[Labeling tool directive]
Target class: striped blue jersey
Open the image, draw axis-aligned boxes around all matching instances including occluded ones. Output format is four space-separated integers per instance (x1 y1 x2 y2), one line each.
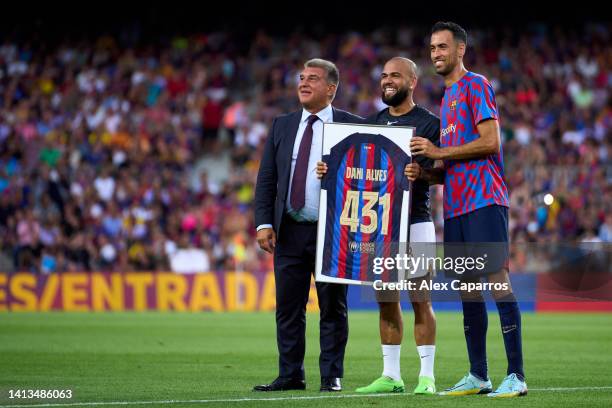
321 133 411 282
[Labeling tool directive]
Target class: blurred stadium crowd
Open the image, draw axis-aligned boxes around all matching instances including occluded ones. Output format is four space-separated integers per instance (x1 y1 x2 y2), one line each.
0 23 610 273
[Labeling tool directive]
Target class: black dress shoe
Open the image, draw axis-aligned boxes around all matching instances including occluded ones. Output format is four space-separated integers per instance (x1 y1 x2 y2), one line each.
253 377 306 391
320 377 342 392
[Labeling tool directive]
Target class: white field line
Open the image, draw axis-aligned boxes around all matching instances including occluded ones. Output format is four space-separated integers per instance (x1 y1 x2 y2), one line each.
1 386 611 407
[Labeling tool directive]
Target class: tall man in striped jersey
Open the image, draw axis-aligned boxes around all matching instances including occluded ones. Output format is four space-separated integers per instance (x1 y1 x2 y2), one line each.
318 57 439 395
409 22 527 397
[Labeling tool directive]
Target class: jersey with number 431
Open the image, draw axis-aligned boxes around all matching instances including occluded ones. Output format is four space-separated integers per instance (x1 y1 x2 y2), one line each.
321 133 411 281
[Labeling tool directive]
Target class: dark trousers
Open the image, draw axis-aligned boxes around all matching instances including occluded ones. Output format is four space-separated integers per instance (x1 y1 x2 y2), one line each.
274 216 349 380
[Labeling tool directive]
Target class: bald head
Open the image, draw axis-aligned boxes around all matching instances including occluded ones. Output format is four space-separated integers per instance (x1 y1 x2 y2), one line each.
386 57 418 78
380 57 418 111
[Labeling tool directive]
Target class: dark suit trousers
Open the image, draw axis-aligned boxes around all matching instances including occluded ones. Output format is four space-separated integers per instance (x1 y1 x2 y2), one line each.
274 215 349 380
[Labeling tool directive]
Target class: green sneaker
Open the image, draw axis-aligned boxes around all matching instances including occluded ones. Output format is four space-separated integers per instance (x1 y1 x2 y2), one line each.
439 373 493 396
488 373 528 398
413 376 436 395
355 376 405 393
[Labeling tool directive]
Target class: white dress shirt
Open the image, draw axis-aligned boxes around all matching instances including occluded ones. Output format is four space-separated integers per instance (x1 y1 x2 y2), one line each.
257 104 333 231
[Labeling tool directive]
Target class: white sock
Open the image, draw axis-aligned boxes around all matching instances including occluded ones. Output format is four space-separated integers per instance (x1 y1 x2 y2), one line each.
381 344 401 381
417 345 435 379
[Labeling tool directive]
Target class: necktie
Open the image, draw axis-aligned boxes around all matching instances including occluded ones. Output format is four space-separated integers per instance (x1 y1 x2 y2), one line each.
290 114 320 211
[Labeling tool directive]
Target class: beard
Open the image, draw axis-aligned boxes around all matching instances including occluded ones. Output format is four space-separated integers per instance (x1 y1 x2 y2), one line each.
435 64 453 76
381 86 409 107
434 57 456 76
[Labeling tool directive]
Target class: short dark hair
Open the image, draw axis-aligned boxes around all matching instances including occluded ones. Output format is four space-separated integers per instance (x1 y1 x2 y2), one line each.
304 58 339 86
431 21 468 45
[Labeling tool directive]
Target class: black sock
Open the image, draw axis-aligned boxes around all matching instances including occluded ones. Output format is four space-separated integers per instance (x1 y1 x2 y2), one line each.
495 293 524 380
462 301 488 380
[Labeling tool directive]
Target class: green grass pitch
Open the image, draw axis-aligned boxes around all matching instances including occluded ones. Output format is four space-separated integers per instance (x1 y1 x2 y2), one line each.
1 312 611 407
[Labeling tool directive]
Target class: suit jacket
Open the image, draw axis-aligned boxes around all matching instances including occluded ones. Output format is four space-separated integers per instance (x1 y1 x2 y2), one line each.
255 107 364 238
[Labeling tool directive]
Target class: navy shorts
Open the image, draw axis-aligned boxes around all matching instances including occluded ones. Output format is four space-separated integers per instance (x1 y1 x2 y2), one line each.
443 205 509 278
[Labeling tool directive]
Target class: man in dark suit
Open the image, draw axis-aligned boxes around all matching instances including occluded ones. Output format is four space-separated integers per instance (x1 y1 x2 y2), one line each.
253 58 362 392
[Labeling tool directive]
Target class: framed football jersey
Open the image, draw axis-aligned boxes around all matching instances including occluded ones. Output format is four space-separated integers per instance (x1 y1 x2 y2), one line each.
315 123 414 285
